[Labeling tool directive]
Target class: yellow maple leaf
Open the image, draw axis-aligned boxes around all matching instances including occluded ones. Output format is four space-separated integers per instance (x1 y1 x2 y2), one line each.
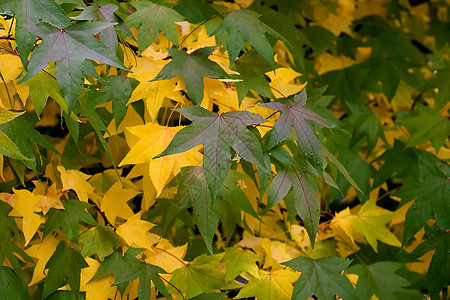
128 56 183 122
236 266 299 300
266 67 306 98
144 239 187 273
120 123 200 195
116 212 157 249
331 198 402 252
34 182 64 215
26 234 60 285
353 198 402 251
80 257 117 300
9 188 45 245
57 166 95 203
100 181 140 224
260 238 302 268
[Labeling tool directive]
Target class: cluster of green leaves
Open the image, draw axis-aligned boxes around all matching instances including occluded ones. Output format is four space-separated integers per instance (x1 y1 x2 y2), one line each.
0 0 448 299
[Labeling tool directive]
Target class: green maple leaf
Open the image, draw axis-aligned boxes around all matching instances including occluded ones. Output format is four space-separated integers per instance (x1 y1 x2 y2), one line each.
408 226 449 300
395 153 449 243
25 71 67 116
89 75 139 127
45 291 81 300
397 104 449 152
169 253 226 299
173 0 219 24
343 102 386 155
163 167 259 253
113 259 171 300
157 106 268 197
0 113 58 171
0 201 33 286
221 247 262 283
265 164 320 246
163 166 220 254
0 0 71 66
20 21 128 111
151 47 230 105
92 247 144 294
283 256 356 300
231 50 278 102
261 89 329 171
0 266 31 300
78 226 121 260
44 199 97 241
43 241 88 299
347 262 419 300
321 64 368 103
213 9 285 67
127 0 185 51
0 110 30 162
424 66 450 110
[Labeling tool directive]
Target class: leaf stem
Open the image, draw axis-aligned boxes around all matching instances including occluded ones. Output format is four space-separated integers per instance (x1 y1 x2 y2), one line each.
179 11 233 47
158 274 185 300
165 102 181 127
152 246 187 266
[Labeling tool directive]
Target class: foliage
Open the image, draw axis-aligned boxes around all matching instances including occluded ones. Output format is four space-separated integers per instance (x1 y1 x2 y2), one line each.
0 0 448 299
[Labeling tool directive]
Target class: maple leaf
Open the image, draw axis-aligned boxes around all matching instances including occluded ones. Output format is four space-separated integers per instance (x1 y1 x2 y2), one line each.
80 257 117 300
213 9 285 67
169 254 226 299
116 212 157 250
9 188 45 245
0 200 33 284
408 225 449 299
221 247 262 283
397 104 450 152
0 0 71 65
265 164 320 246
78 226 121 260
261 90 328 169
120 123 198 195
331 198 401 252
144 239 187 273
34 183 64 215
100 181 140 224
92 248 144 294
73 4 121 53
0 113 58 171
89 75 139 128
157 106 268 197
283 256 356 300
347 261 420 300
235 266 299 300
231 50 277 102
20 21 128 111
113 260 171 300
25 234 59 286
43 241 89 298
0 266 31 299
44 199 97 241
126 0 185 51
151 47 231 105
57 166 95 203
163 166 220 254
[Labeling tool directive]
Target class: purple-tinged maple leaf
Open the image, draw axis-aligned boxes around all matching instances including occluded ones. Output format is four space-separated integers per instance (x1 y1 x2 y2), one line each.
20 21 128 111
265 164 320 245
156 106 269 197
260 89 328 169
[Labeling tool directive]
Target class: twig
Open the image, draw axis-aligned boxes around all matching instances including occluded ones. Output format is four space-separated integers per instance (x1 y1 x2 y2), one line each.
179 11 233 47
